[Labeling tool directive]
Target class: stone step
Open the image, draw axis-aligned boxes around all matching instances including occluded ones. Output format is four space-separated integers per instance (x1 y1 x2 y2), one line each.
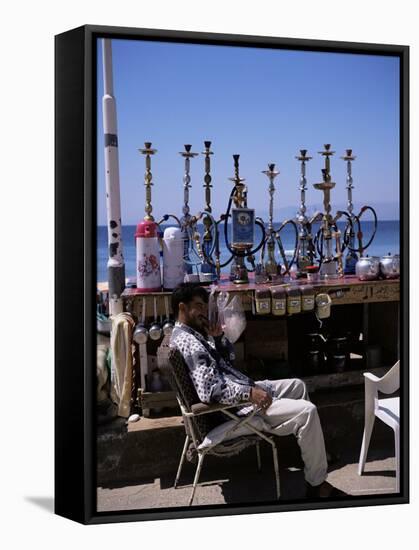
97 386 394 486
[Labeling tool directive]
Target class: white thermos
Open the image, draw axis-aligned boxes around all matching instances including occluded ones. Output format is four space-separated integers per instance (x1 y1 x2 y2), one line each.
162 226 185 290
135 219 162 291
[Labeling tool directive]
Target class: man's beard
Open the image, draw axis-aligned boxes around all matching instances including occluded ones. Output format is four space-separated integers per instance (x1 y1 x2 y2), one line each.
187 316 208 337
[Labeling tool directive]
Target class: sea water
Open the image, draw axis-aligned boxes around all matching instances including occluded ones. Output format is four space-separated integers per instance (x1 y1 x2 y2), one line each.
97 220 400 284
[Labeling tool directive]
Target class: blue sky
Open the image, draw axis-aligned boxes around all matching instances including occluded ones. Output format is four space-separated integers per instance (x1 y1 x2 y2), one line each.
96 38 400 225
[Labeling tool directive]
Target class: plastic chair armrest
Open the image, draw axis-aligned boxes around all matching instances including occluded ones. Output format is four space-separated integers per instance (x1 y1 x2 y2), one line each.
363 372 380 384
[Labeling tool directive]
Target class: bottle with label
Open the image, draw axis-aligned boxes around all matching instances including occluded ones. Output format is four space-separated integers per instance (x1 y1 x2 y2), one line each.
301 285 315 311
270 286 287 316
254 289 271 315
286 287 301 315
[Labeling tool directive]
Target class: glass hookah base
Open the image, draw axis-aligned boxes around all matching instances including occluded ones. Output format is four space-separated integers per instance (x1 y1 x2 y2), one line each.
233 271 249 284
344 255 358 275
230 255 249 284
320 260 339 279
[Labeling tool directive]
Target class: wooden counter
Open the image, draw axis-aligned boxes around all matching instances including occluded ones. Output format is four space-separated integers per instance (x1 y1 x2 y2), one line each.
120 276 400 416
122 275 399 318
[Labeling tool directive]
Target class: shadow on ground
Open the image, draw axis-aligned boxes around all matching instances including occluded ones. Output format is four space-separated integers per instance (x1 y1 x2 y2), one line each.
97 430 398 512
25 497 54 514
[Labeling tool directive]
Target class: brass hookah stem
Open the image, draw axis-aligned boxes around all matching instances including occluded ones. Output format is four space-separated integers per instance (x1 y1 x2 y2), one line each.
230 154 246 208
318 144 343 276
313 144 336 263
139 141 157 221
295 149 313 266
296 149 312 222
319 144 335 223
202 141 213 242
341 149 356 218
322 143 333 180
262 163 279 237
321 169 332 220
261 163 279 273
180 144 198 227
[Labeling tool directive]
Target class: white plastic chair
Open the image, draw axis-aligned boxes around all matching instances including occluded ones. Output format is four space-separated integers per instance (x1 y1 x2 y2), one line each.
358 360 400 492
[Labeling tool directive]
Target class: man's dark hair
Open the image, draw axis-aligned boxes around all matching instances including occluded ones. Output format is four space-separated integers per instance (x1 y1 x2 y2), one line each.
171 283 209 318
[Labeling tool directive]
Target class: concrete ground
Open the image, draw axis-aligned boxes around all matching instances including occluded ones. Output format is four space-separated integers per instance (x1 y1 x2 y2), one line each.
97 440 397 512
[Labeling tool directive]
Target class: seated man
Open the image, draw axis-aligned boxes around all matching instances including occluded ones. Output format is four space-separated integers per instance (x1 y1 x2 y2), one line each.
170 282 343 498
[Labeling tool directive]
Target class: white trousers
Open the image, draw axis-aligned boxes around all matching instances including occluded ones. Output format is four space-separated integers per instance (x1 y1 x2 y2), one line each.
256 378 328 487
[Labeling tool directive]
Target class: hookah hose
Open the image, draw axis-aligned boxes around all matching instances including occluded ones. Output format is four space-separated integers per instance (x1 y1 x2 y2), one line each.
345 206 378 254
222 188 266 259
189 185 268 271
199 211 220 262
259 236 267 265
315 222 344 269
335 210 357 253
306 222 316 264
182 213 218 267
275 218 299 273
157 213 182 227
315 227 325 269
200 212 234 269
295 220 316 266
245 217 266 272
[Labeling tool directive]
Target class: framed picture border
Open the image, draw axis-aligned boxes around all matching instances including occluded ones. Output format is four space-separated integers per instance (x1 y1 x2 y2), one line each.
55 24 409 524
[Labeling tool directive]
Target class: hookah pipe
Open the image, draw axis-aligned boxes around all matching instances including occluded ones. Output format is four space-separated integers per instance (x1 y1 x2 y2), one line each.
179 144 199 274
140 142 157 223
138 143 182 271
198 154 266 281
339 150 378 261
222 155 266 264
177 144 218 274
313 144 344 278
295 150 318 272
200 141 219 279
137 142 181 239
260 163 298 278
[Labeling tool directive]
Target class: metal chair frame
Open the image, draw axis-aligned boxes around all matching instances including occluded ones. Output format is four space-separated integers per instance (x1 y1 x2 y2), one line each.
167 349 280 506
174 398 280 505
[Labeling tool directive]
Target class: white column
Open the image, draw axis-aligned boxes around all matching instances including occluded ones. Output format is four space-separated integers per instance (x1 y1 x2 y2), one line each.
102 39 125 309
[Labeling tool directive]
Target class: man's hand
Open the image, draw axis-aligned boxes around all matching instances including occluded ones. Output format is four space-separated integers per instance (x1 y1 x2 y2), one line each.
207 320 224 338
250 386 272 411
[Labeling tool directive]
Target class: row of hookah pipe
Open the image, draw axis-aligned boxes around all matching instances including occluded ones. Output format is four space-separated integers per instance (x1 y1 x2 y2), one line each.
139 141 270 285
177 144 272 283
138 141 377 286
295 145 378 278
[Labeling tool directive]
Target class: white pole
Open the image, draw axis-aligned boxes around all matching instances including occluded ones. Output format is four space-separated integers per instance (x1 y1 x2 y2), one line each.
102 39 125 314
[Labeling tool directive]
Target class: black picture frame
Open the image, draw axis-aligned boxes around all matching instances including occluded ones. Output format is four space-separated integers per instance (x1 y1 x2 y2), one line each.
55 24 409 525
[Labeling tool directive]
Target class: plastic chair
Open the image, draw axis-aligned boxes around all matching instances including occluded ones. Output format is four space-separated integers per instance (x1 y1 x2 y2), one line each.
358 360 400 492
167 348 280 506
